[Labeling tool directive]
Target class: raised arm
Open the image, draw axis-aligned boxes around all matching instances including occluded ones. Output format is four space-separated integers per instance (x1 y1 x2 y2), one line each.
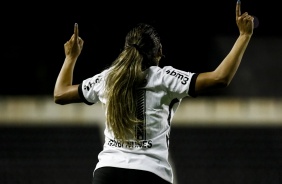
54 23 84 105
195 0 254 94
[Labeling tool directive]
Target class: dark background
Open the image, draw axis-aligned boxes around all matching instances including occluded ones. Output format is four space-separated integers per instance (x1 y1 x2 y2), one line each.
2 0 282 97
1 125 282 184
1 1 282 184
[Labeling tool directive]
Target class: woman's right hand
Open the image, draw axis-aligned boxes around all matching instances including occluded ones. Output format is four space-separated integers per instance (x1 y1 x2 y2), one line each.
236 0 254 36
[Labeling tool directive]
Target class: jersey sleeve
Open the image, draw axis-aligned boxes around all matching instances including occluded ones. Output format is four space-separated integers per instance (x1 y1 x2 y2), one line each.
161 66 198 99
78 71 106 105
188 73 199 97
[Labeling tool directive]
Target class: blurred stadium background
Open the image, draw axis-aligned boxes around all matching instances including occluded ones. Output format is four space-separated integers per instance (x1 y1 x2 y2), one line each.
1 1 282 183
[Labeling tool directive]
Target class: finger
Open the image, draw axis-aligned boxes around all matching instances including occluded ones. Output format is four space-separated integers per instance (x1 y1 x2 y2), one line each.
78 37 84 45
74 23 79 40
79 37 84 48
240 12 248 18
249 15 255 25
236 0 241 18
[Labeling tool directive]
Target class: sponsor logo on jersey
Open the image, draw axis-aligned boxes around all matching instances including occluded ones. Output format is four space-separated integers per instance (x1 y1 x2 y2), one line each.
83 75 102 91
108 139 153 149
165 69 189 85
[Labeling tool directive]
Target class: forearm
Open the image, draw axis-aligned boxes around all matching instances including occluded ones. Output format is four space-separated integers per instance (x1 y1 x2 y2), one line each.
215 34 252 85
54 56 80 104
56 56 77 86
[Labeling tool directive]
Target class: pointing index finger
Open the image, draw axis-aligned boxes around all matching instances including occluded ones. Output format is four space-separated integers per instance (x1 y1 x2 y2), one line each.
74 23 78 40
236 0 241 18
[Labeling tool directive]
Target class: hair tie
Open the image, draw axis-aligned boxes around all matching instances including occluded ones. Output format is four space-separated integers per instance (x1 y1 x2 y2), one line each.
132 44 140 50
130 44 146 56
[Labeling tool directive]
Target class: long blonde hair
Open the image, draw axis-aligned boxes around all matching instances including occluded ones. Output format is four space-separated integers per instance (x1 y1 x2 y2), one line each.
105 23 162 142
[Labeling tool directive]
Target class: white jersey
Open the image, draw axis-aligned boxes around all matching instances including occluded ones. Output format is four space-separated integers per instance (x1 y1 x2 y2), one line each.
78 65 198 183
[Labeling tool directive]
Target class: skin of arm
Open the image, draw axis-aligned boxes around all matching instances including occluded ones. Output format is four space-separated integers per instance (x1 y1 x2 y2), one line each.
54 1 254 104
54 23 84 105
195 1 254 94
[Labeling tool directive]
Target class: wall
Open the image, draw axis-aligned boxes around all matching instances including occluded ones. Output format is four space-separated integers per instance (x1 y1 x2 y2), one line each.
0 97 282 184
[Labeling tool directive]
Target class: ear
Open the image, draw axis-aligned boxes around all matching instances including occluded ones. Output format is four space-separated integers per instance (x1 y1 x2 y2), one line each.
159 44 163 56
155 44 163 65
158 44 163 57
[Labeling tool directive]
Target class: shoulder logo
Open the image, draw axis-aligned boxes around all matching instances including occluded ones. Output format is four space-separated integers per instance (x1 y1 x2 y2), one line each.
84 82 93 91
165 69 189 85
83 75 102 91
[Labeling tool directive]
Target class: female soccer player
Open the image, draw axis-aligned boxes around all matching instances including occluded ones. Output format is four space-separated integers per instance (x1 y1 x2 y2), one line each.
54 1 254 183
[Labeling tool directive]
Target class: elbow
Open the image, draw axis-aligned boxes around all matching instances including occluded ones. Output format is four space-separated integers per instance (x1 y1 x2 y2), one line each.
216 81 229 88
54 93 67 105
196 72 232 93
54 98 62 105
212 68 235 89
54 97 63 105
213 77 231 89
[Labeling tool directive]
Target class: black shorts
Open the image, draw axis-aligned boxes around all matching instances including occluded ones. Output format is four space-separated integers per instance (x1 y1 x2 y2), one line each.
92 167 172 184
